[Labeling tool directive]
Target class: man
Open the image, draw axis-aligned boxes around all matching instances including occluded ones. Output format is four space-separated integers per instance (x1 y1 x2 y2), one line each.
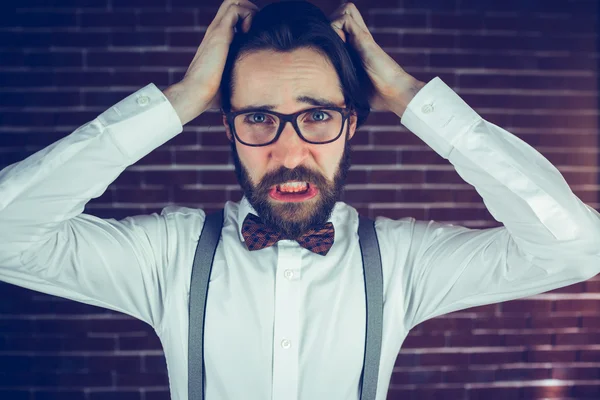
0 1 598 400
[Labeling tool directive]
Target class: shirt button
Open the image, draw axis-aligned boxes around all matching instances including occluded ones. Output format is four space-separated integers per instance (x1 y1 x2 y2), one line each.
281 339 291 349
284 269 294 280
421 103 434 114
137 95 150 106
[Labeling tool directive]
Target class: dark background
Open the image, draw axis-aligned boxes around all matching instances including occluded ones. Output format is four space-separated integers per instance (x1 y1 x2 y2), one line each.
0 0 599 399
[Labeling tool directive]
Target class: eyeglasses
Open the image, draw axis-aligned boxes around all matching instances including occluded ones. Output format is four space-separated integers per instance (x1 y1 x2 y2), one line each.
224 106 353 147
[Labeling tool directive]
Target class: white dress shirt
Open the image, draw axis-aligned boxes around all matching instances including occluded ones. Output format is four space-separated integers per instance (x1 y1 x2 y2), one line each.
0 77 599 400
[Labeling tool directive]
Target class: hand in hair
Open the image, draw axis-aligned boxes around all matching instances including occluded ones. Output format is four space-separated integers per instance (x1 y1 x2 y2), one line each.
164 0 259 125
329 2 425 117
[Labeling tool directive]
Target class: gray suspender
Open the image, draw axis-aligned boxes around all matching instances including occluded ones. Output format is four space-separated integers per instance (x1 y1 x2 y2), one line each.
188 209 223 400
188 210 383 400
356 214 384 400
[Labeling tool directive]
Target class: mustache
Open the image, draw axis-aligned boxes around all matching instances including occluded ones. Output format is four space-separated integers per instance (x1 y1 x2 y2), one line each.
256 165 329 190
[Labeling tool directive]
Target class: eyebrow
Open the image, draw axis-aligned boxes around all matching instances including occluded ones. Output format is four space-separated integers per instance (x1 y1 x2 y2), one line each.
231 95 343 113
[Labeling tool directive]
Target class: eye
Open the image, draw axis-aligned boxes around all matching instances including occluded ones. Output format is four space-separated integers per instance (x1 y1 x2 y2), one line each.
307 110 331 122
245 113 275 124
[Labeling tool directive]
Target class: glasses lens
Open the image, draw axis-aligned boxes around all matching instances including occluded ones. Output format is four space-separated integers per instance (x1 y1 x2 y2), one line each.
234 112 280 145
298 108 343 143
234 108 343 145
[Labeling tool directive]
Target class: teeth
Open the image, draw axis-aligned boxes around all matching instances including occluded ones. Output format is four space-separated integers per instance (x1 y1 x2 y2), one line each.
277 181 309 193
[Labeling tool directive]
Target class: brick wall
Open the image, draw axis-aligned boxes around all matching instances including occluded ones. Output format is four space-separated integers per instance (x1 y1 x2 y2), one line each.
0 0 598 399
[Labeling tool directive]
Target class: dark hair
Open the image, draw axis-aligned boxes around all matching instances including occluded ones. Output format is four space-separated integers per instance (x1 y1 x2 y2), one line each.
219 0 372 130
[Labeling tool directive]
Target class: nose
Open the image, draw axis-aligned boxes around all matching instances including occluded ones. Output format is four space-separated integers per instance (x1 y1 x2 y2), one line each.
271 121 309 169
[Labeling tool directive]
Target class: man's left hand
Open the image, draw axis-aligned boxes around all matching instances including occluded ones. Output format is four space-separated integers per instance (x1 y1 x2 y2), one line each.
329 2 425 117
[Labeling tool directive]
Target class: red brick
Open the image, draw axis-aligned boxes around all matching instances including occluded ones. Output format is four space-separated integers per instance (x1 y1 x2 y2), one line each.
389 369 443 384
174 149 230 165
501 299 553 313
34 390 87 400
88 355 142 371
411 387 467 400
581 317 600 328
115 188 171 203
552 366 600 380
128 150 171 165
402 32 456 48
420 352 470 366
495 366 551 381
473 316 528 330
528 349 576 363
80 11 136 27
138 11 194 27
555 299 600 313
145 170 199 185
174 188 228 203
342 189 396 203
351 149 398 165
115 372 168 387
370 11 428 28
469 387 520 400
370 169 425 184
444 368 495 383
470 350 525 364
415 316 473 332
448 333 506 347
370 129 423 146
530 316 579 329
89 391 141 400
145 391 170 400
555 332 600 345
402 333 446 348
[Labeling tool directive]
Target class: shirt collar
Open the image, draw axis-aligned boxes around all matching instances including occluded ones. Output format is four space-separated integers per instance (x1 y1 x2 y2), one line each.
236 195 343 243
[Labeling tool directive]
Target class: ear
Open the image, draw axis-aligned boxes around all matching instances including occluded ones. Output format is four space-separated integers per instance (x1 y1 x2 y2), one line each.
347 110 358 140
222 114 233 142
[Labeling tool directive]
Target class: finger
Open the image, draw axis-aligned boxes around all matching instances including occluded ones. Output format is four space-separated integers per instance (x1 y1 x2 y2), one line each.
210 0 258 33
241 12 255 32
330 12 370 44
341 2 369 32
330 20 347 42
330 3 372 43
214 0 258 22
219 2 258 34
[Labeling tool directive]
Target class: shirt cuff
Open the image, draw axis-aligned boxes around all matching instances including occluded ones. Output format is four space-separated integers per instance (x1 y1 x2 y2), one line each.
400 77 482 159
98 83 184 164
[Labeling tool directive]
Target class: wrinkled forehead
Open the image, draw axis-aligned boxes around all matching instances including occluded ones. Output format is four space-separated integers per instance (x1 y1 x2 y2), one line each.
231 48 345 110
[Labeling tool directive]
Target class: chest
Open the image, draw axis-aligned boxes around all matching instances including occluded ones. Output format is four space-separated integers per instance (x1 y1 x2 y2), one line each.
202 237 367 397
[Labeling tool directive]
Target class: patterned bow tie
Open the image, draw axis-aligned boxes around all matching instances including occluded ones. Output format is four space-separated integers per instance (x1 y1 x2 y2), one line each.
241 213 335 256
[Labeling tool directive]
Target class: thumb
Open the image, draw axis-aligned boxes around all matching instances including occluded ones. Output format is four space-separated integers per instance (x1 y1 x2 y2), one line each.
331 21 347 43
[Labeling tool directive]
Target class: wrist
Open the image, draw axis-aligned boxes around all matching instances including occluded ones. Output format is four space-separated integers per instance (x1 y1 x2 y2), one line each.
392 76 426 118
163 81 209 126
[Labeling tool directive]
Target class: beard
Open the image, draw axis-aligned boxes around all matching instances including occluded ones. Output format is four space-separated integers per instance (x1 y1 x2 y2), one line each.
231 130 352 241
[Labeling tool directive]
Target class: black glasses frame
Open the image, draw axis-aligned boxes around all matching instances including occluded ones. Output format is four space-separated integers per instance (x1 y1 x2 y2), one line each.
223 106 354 147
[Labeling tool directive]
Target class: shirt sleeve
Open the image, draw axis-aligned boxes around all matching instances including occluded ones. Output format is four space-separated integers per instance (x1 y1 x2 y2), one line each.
397 77 600 330
0 84 185 328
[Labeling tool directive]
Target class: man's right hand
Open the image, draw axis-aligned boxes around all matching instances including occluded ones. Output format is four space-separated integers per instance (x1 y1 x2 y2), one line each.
164 0 259 125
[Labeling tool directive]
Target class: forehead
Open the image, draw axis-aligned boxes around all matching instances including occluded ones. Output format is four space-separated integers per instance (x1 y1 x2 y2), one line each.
231 47 344 109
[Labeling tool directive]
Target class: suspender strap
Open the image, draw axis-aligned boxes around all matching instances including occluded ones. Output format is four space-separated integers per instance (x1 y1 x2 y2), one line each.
357 215 384 400
188 210 383 400
188 209 224 400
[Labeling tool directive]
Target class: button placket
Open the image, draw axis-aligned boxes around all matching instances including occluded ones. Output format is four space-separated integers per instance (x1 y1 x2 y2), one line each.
271 246 302 400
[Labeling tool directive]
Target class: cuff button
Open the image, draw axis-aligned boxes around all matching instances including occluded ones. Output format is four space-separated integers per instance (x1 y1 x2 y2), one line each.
137 95 150 106
421 103 434 114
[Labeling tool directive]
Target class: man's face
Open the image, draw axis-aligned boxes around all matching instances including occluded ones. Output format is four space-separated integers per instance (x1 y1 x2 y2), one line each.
223 48 357 240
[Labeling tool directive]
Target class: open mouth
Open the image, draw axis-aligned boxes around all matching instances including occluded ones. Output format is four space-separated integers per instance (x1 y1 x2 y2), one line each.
269 181 319 202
